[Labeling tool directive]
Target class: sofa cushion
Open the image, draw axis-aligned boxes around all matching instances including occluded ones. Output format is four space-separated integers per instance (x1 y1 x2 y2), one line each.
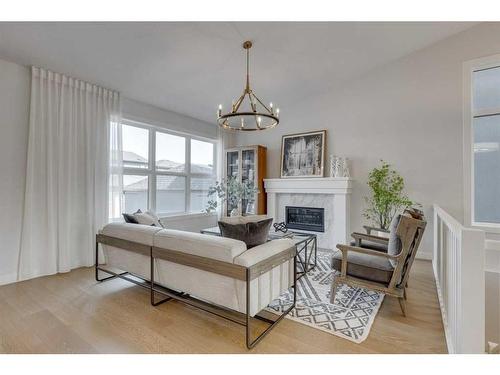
154 229 247 263
100 222 163 246
218 216 272 248
234 238 295 267
331 250 394 285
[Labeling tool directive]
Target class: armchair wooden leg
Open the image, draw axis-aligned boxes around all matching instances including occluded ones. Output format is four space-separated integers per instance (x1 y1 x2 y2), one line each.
398 297 407 317
330 278 339 304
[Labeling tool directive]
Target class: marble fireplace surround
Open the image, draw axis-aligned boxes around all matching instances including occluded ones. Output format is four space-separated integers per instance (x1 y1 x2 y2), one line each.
264 178 352 250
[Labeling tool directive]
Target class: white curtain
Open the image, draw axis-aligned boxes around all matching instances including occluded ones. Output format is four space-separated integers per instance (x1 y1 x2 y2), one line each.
18 67 122 280
109 120 123 221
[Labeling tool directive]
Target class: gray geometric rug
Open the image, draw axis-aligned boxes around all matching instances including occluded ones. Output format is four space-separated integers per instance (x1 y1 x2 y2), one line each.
266 250 385 343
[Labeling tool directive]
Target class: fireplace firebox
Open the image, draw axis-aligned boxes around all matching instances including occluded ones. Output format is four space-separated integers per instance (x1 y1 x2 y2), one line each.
285 206 325 233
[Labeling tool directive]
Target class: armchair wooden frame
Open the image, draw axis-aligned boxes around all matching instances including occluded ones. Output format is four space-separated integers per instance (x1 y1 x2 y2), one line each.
95 234 297 349
352 231 390 247
331 215 426 316
362 225 390 235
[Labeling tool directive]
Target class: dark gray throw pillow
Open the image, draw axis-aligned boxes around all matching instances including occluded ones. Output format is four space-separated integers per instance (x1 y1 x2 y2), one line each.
123 213 139 224
218 218 272 248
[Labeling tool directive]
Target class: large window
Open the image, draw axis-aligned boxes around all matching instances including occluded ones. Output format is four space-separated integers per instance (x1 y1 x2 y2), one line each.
470 64 500 226
118 120 217 217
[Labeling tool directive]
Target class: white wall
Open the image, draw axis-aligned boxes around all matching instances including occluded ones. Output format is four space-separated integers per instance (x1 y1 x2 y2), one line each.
0 58 30 284
122 97 218 140
233 22 500 258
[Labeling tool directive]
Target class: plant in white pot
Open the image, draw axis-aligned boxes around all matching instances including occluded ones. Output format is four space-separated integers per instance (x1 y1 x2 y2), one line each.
205 176 259 216
363 160 417 236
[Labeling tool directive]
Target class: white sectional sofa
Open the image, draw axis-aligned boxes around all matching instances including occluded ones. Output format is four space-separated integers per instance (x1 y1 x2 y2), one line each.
96 222 297 348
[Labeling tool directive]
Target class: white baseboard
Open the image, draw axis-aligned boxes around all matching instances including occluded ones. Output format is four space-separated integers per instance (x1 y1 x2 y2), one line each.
0 272 18 286
486 241 500 273
416 251 433 261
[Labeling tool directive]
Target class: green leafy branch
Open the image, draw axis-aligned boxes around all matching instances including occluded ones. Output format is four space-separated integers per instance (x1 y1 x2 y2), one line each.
363 160 418 230
205 176 259 213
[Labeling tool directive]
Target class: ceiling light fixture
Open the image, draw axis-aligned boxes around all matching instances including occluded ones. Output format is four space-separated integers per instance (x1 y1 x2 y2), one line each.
217 41 279 132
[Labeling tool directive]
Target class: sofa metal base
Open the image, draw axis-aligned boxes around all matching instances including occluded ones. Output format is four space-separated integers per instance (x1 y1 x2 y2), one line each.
95 240 297 349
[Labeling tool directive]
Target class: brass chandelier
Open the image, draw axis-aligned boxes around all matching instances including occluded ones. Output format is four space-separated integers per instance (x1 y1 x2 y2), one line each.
217 41 279 131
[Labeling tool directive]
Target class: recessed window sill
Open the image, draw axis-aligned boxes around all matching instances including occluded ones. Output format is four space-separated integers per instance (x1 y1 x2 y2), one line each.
471 222 500 234
159 212 217 221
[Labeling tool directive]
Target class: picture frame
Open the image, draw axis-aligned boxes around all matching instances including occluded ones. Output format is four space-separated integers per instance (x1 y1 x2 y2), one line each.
280 130 326 178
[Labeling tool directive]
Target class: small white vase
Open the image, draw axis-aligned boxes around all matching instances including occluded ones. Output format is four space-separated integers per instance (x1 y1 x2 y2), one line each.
329 155 335 177
342 157 350 177
230 207 240 217
330 155 342 177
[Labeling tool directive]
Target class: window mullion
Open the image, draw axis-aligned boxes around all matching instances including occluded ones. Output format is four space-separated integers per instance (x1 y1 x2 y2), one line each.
119 119 217 218
186 136 191 213
149 129 156 212
470 63 500 228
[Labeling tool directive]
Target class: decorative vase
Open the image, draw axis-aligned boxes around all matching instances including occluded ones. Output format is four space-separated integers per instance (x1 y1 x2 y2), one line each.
230 207 240 217
329 155 335 177
329 155 344 177
342 157 350 177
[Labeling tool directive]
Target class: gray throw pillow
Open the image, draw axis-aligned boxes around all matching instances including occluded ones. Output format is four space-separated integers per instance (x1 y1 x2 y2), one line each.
218 218 272 248
387 214 402 267
134 210 164 227
122 212 139 224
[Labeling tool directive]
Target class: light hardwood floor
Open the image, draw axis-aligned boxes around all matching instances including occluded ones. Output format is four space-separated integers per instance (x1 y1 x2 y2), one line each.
0 259 447 353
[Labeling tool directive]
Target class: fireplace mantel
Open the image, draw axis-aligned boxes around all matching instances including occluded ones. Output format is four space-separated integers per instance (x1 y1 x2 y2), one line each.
264 177 352 194
264 177 353 248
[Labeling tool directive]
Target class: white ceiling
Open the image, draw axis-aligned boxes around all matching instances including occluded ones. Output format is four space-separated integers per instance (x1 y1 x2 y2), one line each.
0 22 475 124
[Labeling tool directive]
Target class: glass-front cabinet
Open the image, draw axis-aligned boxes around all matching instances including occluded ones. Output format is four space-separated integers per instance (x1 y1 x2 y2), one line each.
224 145 267 216
226 150 240 216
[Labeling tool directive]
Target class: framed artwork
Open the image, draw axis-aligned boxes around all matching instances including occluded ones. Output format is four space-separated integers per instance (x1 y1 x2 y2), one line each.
280 130 326 178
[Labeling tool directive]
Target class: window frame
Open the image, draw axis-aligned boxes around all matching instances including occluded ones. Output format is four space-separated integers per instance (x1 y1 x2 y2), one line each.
463 54 500 232
121 118 218 217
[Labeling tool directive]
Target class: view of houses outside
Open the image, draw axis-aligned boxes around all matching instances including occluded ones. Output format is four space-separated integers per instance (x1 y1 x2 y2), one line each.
121 124 215 215
123 153 214 214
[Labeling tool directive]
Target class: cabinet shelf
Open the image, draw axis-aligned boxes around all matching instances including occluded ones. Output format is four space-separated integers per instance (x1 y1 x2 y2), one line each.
224 146 267 216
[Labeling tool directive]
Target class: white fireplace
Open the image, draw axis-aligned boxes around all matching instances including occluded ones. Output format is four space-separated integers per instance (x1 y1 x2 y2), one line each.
264 177 352 249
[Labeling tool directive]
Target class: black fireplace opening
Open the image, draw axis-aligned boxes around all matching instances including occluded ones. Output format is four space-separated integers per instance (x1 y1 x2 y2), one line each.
285 206 325 233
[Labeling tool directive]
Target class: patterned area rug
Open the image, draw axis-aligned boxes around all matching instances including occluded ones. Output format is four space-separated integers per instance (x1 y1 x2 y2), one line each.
266 250 385 343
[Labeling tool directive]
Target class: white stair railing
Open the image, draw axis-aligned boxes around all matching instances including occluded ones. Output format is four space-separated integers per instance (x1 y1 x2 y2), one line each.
433 204 485 353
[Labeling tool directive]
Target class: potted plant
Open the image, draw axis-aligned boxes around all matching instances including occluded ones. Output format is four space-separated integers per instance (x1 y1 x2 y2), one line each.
205 176 259 216
364 160 417 234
